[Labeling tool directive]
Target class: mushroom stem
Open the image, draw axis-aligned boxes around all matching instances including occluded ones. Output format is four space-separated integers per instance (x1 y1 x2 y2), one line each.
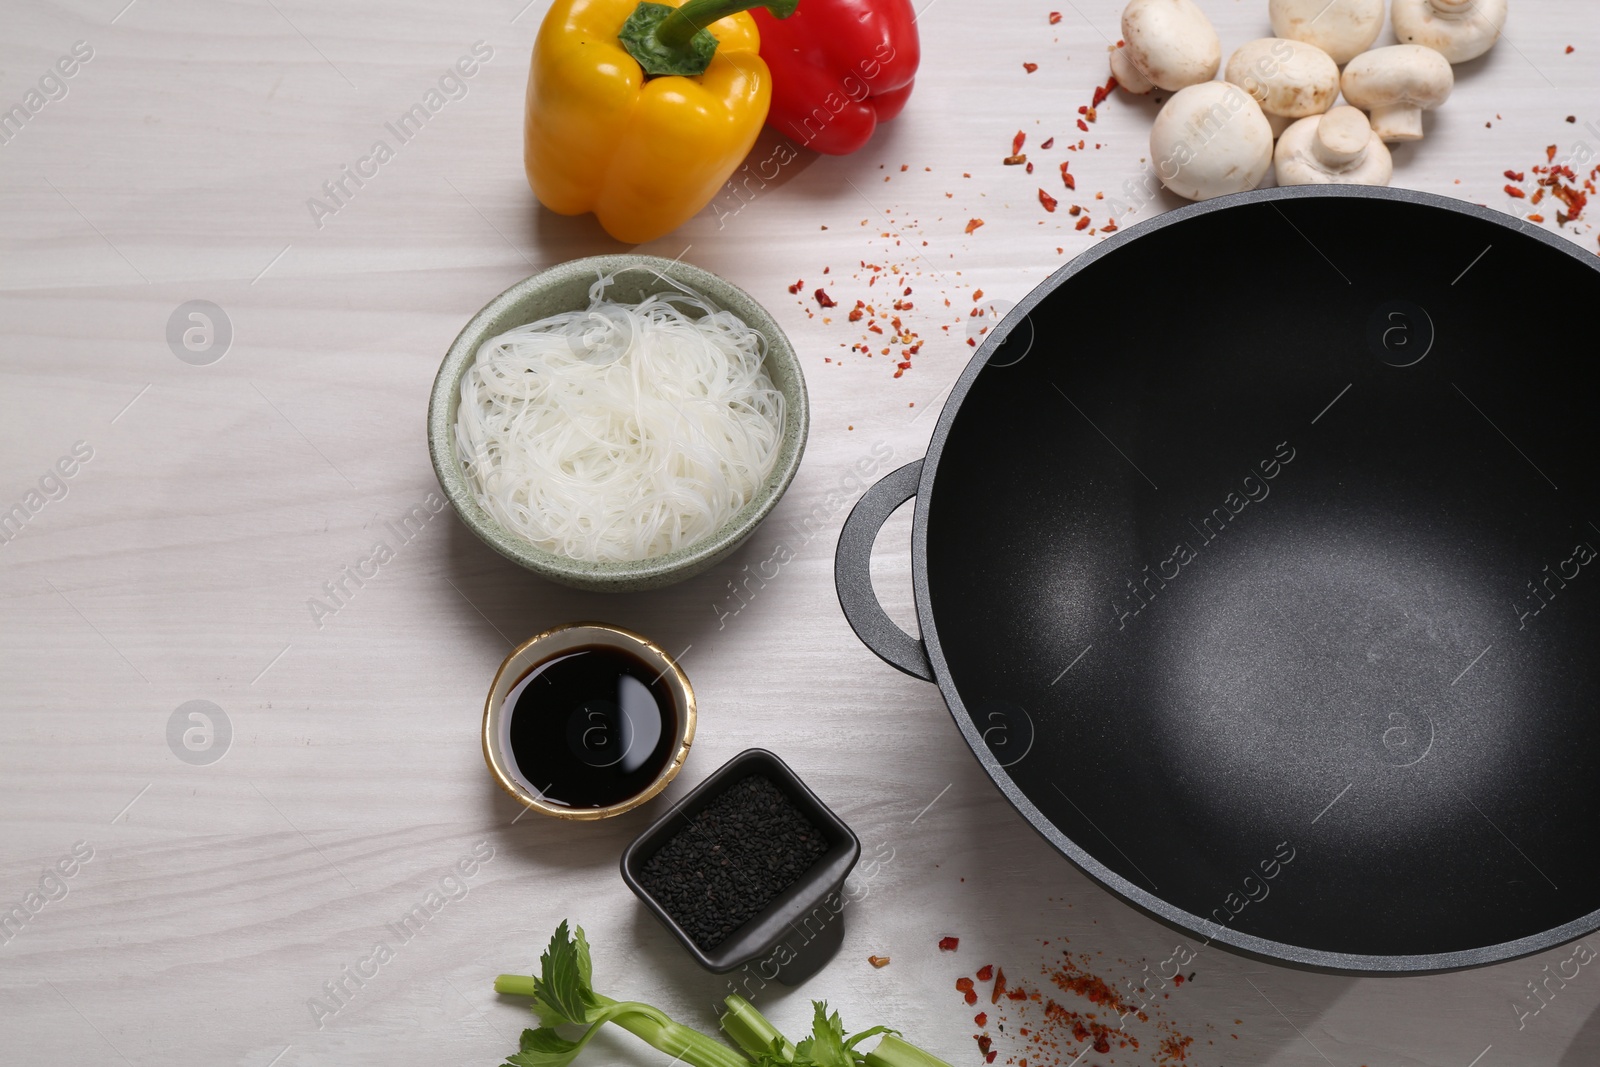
1369 104 1424 142
1428 0 1476 16
1312 108 1371 168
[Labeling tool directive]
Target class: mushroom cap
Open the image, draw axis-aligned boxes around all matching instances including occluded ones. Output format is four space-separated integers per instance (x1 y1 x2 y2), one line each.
1274 109 1394 186
1269 0 1385 65
1110 43 1157 94
1341 44 1455 111
1150 82 1275 200
1121 0 1222 93
1225 38 1341 119
1392 0 1508 64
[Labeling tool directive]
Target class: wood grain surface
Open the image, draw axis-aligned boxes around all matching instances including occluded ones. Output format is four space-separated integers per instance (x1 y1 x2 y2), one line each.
3 1 1598 1065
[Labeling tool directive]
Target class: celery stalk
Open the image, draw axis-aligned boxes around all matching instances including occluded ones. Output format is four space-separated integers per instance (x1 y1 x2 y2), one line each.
719 995 796 1061
864 1033 959 1067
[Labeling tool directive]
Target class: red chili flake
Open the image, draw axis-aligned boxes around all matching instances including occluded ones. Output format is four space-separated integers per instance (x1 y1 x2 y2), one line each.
1505 184 1527 199
868 323 883 334
1093 1035 1111 1054
1012 130 1026 155
1049 11 1061 23
972 288 984 300
868 955 890 968
976 1036 992 1054
1038 188 1059 212
787 279 803 294
1026 161 1035 174
1068 204 1081 216
965 218 985 234
1060 162 1076 190
1173 973 1185 986
1528 213 1546 223
1076 118 1089 132
1075 216 1090 230
1554 183 1588 220
1023 62 1038 73
813 289 836 308
942 937 962 952
1505 169 1525 181
1548 144 1559 162
1092 79 1114 107
848 303 864 322
1085 107 1097 122
1040 137 1054 149
992 966 1007 1004
1532 187 1546 204
1568 116 1578 123
1003 154 1027 166
976 965 995 982
984 1053 996 1064
974 1013 988 1027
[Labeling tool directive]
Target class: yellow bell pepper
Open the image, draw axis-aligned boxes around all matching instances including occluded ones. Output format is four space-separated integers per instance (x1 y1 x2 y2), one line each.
525 0 798 244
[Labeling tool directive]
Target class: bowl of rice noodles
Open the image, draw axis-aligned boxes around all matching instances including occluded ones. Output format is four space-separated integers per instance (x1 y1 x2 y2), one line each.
429 255 809 592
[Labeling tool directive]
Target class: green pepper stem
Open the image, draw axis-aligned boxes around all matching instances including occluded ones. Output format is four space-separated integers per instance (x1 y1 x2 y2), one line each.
656 0 793 48
619 0 799 78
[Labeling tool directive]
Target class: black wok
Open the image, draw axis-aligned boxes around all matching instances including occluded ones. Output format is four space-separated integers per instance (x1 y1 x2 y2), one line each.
835 186 1600 973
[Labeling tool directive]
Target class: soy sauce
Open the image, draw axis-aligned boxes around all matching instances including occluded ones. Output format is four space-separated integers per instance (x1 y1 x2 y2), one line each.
504 645 677 809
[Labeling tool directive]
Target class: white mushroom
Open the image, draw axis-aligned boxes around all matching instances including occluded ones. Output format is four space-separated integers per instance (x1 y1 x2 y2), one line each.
1109 0 1221 94
1274 107 1394 186
1149 82 1275 200
1340 45 1455 143
1110 43 1156 94
1392 0 1508 64
1225 39 1341 140
1268 0 1385 66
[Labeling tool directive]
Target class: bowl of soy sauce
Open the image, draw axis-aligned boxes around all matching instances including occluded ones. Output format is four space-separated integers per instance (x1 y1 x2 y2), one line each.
483 623 695 820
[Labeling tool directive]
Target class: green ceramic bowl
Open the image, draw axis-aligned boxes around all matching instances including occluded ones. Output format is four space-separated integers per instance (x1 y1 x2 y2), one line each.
428 255 809 592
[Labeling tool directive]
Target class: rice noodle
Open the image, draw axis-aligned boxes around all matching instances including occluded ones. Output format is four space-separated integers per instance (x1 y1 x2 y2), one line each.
454 271 785 563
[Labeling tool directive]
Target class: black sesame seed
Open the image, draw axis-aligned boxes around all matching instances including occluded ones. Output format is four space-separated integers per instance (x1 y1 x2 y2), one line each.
638 774 830 950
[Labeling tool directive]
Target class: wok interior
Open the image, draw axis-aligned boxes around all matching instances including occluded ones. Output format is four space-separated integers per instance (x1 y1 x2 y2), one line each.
925 194 1600 963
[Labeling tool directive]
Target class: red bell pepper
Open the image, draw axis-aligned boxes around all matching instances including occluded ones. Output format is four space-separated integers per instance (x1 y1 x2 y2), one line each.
750 0 919 155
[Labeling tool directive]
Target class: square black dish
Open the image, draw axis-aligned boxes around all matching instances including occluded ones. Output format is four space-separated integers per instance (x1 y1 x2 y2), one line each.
620 748 860 985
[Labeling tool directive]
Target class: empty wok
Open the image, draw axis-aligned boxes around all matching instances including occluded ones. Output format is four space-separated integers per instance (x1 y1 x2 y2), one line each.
835 186 1600 973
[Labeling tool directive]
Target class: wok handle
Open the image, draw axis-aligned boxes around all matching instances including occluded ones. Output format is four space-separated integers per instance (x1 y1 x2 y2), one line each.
834 459 935 682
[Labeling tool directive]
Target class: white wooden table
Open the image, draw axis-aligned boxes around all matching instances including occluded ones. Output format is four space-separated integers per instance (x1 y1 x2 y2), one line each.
4 1 1598 1064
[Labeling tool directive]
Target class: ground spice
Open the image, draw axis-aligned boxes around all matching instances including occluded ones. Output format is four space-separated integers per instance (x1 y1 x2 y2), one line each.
639 776 828 950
